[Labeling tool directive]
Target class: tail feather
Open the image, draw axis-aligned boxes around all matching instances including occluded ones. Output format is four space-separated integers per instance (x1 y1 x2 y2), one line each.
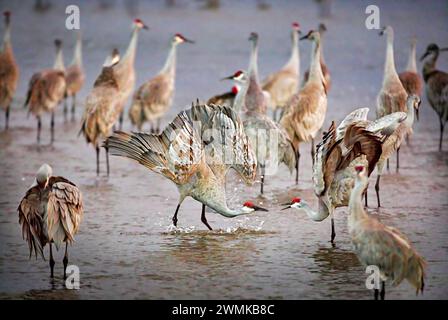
105 111 203 184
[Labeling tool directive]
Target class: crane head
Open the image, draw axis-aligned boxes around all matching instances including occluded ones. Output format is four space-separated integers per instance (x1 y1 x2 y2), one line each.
133 18 149 30
174 33 195 44
243 201 268 212
36 163 53 189
221 70 246 83
300 30 319 41
281 197 304 210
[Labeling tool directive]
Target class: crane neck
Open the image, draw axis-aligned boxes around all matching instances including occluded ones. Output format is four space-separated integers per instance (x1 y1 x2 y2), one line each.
300 199 331 222
53 47 65 71
406 41 417 73
122 27 140 67
422 52 439 81
348 177 368 229
283 30 300 74
2 19 11 52
233 78 248 114
248 39 259 82
71 33 82 67
160 41 177 77
383 31 399 85
404 99 415 127
308 35 324 84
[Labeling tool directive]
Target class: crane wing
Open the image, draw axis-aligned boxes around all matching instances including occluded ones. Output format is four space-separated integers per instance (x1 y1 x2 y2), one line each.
336 108 369 140
46 177 83 247
105 111 204 185
18 186 45 259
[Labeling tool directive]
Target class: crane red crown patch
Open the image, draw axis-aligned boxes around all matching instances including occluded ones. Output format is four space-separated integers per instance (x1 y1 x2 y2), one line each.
243 201 254 208
355 166 364 172
234 70 243 77
292 22 300 28
231 86 239 94
292 197 301 203
4 11 11 17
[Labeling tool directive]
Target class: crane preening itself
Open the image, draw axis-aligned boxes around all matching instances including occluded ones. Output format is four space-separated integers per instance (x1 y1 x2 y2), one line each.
105 103 268 230
17 164 84 279
282 106 405 243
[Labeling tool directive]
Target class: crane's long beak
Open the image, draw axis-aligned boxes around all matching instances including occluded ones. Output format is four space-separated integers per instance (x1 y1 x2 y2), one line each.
440 47 448 51
220 74 234 81
299 34 309 41
142 24 149 30
420 51 429 61
281 205 291 211
254 205 268 212
183 37 195 44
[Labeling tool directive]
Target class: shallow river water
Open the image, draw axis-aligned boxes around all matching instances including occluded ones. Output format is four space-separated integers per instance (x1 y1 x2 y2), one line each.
0 0 447 299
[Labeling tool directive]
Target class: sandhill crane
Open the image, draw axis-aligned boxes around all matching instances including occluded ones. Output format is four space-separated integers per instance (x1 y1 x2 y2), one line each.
0 11 19 130
303 23 331 92
79 55 120 176
262 22 300 121
399 37 422 121
65 32 85 121
282 107 403 243
374 95 420 207
207 70 245 107
112 18 148 130
207 84 239 107
18 164 83 279
24 39 66 144
349 165 426 299
421 43 448 151
234 32 296 194
377 26 408 118
105 103 267 230
280 29 328 184
128 33 194 132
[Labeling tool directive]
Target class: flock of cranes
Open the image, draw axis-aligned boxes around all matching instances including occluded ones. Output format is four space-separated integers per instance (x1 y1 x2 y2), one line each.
1 9 447 299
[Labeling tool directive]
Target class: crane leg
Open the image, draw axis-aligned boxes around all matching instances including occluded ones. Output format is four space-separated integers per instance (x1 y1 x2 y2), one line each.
415 107 419 122
63 97 68 122
5 105 10 130
50 111 55 144
201 204 213 231
375 175 381 208
105 146 110 177
172 204 181 227
330 217 336 244
71 94 76 121
387 158 389 171
364 189 368 207
380 281 385 300
63 242 69 279
374 288 379 300
440 119 444 151
260 164 265 195
295 148 300 185
156 118 161 134
396 147 400 172
119 111 124 130
37 116 42 144
96 146 100 176
49 243 55 278
311 138 315 166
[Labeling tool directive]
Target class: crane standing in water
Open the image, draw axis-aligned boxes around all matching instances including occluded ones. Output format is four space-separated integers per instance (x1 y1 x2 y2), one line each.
106 103 267 230
128 33 194 132
18 164 84 279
